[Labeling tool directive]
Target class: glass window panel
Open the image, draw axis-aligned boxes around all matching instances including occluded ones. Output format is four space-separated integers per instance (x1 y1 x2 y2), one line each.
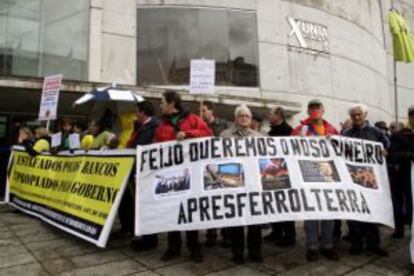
42 0 89 80
0 0 40 76
198 9 229 86
229 12 258 87
137 8 169 84
137 8 259 87
165 9 198 84
0 0 88 81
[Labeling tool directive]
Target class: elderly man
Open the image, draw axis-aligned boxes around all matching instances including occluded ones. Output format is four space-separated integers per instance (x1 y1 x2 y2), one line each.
221 105 262 264
292 99 339 262
342 103 389 256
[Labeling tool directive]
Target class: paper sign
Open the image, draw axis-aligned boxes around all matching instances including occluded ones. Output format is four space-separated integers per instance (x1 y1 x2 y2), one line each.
190 59 215 95
38 74 63 121
51 132 62 148
69 133 81 149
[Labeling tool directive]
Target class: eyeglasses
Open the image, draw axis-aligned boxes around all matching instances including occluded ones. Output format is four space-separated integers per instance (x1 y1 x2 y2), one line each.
237 114 251 118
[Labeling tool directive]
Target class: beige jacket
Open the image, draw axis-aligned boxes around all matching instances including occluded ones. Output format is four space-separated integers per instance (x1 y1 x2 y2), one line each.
220 124 262 138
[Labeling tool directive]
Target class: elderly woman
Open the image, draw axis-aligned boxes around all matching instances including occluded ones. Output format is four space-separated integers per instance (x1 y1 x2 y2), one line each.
220 105 262 264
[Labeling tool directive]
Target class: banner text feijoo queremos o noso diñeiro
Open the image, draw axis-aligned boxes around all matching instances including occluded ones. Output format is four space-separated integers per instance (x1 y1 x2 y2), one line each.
135 136 394 236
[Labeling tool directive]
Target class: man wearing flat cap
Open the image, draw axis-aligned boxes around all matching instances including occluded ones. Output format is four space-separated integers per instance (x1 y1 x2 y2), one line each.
292 99 340 262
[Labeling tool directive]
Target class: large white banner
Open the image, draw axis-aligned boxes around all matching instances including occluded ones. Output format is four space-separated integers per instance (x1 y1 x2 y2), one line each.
135 136 394 236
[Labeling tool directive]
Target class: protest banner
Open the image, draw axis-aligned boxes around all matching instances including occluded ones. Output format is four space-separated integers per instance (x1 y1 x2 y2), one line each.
0 150 14 204
189 59 215 95
38 74 63 122
135 136 394 236
7 147 135 247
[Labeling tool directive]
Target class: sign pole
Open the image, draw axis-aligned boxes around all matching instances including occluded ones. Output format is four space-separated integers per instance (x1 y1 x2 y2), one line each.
394 59 399 125
199 96 204 117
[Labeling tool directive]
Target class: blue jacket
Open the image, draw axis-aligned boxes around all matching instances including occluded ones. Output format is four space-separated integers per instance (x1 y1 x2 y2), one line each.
342 122 389 148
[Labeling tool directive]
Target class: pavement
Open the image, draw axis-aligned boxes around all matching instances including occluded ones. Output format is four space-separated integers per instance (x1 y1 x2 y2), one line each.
0 204 413 276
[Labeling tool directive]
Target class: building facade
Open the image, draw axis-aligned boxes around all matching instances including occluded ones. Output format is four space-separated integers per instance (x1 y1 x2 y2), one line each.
1 0 414 142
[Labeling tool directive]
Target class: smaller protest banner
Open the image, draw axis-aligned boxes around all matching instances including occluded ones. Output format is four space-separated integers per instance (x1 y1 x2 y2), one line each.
190 59 215 95
69 134 81 149
51 132 62 148
7 148 135 247
38 74 63 121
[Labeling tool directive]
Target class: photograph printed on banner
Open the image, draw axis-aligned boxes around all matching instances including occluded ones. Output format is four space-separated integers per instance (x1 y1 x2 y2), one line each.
299 160 341 183
259 158 291 190
346 164 378 189
203 163 245 190
154 168 191 198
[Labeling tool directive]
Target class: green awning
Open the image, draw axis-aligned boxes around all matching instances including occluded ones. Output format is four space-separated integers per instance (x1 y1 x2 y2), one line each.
388 10 414 63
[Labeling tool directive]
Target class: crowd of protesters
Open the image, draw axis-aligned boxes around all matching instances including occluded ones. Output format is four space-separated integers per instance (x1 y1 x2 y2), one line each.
9 90 414 265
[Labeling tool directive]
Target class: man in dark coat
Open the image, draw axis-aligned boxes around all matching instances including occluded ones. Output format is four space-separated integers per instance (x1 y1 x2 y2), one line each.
119 101 159 251
264 107 296 246
389 106 414 238
201 101 231 137
342 103 388 256
201 100 232 248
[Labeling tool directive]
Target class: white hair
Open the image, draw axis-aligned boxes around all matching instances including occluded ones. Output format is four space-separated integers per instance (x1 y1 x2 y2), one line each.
234 105 252 118
348 103 368 115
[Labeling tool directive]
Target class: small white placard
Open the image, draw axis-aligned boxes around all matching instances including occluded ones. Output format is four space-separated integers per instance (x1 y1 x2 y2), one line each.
38 74 63 121
69 133 81 149
190 59 215 95
51 132 62 148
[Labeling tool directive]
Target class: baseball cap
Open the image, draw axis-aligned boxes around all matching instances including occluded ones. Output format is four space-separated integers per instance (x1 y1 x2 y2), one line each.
307 99 323 108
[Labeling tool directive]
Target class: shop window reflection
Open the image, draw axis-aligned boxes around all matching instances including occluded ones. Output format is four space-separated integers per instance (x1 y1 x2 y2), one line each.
137 8 259 87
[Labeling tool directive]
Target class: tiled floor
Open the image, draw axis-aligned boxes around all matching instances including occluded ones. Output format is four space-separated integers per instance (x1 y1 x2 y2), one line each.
0 205 412 275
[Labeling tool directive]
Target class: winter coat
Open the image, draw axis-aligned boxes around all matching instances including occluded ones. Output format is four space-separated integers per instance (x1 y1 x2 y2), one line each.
208 118 231 137
127 118 159 148
154 110 212 142
342 122 389 148
389 127 414 189
220 124 262 138
268 121 293 137
291 118 339 136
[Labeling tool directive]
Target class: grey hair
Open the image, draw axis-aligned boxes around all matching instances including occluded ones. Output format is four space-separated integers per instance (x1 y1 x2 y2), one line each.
348 103 368 115
234 105 252 118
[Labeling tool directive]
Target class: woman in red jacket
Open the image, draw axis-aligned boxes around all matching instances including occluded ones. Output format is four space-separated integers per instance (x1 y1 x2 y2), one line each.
155 91 212 263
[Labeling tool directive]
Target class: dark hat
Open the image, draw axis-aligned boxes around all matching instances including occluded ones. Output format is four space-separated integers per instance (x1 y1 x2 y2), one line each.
307 99 323 108
374 121 388 131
